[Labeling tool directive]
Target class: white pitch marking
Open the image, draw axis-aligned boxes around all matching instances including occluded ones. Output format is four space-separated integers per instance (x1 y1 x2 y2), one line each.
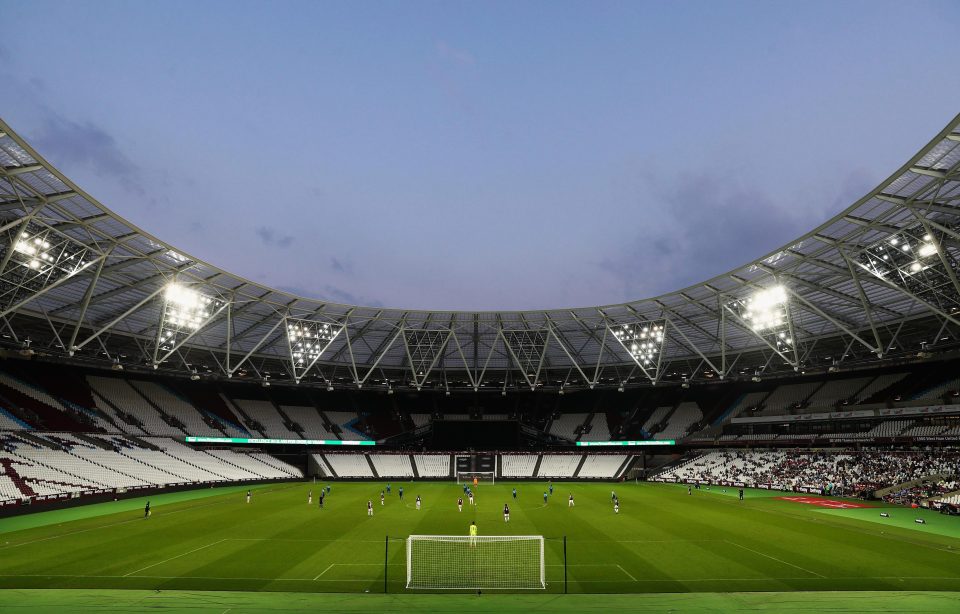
123 539 227 577
724 540 827 578
313 563 335 580
617 564 638 582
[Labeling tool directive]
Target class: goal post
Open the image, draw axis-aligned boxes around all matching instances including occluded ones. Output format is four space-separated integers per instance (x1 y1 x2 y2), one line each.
456 471 495 485
405 535 545 590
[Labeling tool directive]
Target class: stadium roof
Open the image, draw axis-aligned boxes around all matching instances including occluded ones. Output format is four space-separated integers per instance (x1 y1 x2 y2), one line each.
1 115 960 391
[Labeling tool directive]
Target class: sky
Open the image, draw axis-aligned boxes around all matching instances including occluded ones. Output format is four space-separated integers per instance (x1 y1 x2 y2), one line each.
2 1 959 311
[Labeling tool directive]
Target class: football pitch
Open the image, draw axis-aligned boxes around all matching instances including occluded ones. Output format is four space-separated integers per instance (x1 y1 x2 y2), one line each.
1 480 959 611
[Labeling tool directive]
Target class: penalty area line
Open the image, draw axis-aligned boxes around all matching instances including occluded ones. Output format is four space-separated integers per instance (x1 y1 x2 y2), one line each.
724 540 826 579
123 539 228 577
313 564 335 580
616 564 638 582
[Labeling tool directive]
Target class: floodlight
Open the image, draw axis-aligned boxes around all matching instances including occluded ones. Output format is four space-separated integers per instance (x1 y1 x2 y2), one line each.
918 243 937 258
612 321 664 367
739 285 788 332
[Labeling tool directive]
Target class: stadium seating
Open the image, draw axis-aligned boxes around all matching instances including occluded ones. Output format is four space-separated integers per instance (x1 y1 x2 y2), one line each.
280 405 336 439
325 411 370 439
537 454 583 478
642 406 672 432
577 454 628 478
759 382 821 415
88 376 180 437
369 454 414 477
501 454 538 477
413 454 451 478
805 377 873 408
579 413 611 441
129 380 221 437
656 449 959 496
0 409 30 431
856 372 909 403
410 414 431 429
655 402 702 440
548 413 587 441
323 453 375 477
232 399 299 439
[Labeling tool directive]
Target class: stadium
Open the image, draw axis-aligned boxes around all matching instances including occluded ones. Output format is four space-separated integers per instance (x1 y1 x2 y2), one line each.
3 8 960 614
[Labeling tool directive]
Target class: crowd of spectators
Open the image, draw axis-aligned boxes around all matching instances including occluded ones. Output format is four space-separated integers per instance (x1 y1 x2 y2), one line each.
656 449 959 499
884 478 958 506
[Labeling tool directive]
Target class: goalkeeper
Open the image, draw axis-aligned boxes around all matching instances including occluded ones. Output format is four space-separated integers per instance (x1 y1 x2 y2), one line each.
469 520 478 547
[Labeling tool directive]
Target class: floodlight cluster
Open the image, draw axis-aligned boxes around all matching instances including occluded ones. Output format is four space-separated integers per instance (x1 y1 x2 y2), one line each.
162 283 219 335
613 323 664 366
288 321 338 367
740 285 789 333
11 230 87 276
862 231 941 278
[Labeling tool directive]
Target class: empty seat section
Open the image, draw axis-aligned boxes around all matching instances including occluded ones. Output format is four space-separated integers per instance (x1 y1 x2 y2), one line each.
326 411 370 439
130 381 220 437
537 454 582 478
501 454 538 477
232 400 299 439
579 413 611 441
281 406 335 439
549 413 588 441
413 454 450 478
577 455 627 478
656 402 702 440
369 454 414 477
88 376 178 436
324 453 375 477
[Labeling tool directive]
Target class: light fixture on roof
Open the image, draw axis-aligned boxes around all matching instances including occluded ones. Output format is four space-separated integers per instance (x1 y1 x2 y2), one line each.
741 285 788 332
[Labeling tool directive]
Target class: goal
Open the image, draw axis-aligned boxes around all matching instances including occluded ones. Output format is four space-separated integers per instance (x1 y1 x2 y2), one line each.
456 471 495 485
406 535 545 590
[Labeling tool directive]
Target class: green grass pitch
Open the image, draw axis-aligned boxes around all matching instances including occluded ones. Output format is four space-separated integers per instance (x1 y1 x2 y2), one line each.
0 480 959 609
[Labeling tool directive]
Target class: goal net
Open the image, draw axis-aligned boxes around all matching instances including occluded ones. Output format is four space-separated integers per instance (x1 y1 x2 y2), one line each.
406 535 545 590
456 471 495 485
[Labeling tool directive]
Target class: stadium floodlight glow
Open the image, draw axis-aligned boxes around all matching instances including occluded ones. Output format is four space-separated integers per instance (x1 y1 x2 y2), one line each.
856 225 960 316
608 319 667 383
285 317 344 382
163 283 216 330
1 223 95 313
741 285 787 332
155 282 226 365
725 284 796 366
613 322 664 367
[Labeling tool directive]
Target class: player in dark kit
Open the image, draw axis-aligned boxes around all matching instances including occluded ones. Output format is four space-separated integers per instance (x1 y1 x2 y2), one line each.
144 501 150 519
503 503 510 522
739 488 744 501
512 487 517 499
319 490 325 509
399 487 404 501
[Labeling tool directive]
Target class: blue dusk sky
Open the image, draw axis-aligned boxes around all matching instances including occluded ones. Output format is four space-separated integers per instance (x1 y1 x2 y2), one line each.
2 0 959 310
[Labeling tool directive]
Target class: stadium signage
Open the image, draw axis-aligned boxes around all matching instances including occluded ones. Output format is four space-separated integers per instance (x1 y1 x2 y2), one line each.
184 436 374 446
575 440 675 446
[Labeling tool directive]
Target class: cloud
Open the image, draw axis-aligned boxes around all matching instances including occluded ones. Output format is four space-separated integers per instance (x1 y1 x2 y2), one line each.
32 114 144 195
597 170 817 299
436 41 475 66
255 226 295 249
330 257 353 274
